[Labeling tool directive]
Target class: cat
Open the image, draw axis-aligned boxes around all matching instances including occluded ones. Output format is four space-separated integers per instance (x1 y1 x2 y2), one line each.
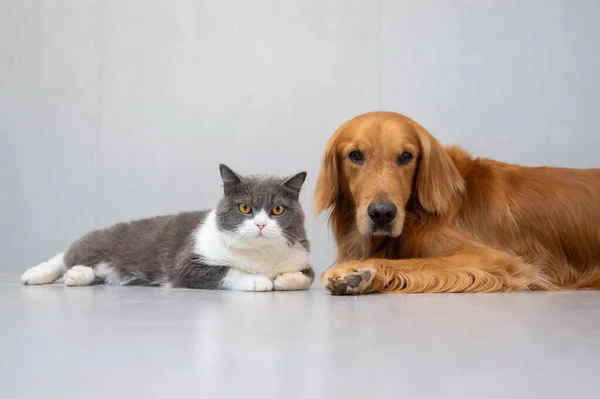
20 164 314 291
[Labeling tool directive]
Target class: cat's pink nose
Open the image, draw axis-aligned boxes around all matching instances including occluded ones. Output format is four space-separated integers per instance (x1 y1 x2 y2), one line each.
255 222 267 231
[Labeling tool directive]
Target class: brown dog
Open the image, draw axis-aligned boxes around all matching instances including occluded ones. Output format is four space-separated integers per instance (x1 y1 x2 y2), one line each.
315 111 600 295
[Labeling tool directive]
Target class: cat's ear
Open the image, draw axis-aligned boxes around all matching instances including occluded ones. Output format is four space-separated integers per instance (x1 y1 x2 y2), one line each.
283 172 307 196
219 164 242 193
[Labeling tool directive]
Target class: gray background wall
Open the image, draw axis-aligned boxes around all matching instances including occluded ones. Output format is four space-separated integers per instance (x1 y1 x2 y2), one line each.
1 0 599 275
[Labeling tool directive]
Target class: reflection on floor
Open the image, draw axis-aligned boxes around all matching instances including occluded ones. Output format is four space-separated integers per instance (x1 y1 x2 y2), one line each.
1 273 598 399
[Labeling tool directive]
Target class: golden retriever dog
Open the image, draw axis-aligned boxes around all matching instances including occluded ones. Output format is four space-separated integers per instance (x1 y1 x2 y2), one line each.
315 111 600 295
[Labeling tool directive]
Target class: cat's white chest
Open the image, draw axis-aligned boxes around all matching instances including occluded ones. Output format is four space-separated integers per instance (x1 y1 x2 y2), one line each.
194 211 309 278
226 244 307 277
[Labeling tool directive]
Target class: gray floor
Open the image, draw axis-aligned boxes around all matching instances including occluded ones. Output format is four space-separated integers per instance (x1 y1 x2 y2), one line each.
1 273 599 399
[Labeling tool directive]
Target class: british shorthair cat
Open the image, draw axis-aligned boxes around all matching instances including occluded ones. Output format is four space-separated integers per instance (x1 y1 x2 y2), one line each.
21 164 313 291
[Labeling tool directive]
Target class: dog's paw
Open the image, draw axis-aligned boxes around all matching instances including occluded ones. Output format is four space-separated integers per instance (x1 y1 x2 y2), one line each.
323 263 376 295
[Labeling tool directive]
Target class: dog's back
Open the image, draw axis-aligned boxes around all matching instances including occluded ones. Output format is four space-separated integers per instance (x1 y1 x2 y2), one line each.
454 153 600 287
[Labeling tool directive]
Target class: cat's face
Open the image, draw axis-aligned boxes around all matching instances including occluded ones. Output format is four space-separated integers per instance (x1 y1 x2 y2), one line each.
215 165 308 249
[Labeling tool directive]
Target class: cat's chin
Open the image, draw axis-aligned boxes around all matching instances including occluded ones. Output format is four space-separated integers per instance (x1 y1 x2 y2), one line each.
249 235 281 243
235 234 285 248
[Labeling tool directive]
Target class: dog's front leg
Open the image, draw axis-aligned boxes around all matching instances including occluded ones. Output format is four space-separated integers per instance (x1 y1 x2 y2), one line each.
322 248 555 295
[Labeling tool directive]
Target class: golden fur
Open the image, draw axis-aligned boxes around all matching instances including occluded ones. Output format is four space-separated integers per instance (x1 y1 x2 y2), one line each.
316 111 600 294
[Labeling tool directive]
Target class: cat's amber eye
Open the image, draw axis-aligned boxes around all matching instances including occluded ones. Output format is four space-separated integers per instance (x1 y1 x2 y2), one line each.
238 203 252 214
271 205 285 216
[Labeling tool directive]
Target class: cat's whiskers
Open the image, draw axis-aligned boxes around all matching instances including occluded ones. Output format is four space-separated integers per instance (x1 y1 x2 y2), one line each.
282 230 303 249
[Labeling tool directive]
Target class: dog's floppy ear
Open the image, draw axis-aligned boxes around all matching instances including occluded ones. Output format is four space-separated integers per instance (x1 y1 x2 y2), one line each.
314 135 339 214
415 125 465 215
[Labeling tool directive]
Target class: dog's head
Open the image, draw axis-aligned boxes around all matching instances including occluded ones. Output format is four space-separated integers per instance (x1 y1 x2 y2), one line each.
315 111 465 238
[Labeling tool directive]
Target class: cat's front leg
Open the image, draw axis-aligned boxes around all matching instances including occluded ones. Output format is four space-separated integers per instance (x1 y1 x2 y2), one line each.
273 267 314 291
221 269 274 292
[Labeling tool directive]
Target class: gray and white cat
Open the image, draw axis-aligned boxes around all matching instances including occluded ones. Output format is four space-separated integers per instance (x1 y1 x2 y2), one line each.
21 165 314 291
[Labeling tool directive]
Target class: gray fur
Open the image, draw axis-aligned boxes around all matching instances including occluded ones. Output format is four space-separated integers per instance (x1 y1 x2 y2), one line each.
300 268 315 281
217 164 310 251
62 165 311 289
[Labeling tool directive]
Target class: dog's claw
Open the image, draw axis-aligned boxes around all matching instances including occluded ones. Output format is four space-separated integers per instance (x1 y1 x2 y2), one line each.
345 275 361 287
333 280 347 295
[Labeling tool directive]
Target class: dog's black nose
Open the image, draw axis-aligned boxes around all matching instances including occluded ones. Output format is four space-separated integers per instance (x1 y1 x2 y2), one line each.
368 202 397 225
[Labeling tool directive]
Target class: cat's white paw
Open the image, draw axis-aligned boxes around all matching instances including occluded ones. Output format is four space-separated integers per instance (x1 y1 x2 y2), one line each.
224 271 274 292
273 271 312 291
64 265 95 286
21 266 57 285
21 253 66 285
242 275 274 292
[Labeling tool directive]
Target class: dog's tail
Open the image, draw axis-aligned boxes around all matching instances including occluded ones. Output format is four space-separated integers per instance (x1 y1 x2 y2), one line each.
21 253 66 285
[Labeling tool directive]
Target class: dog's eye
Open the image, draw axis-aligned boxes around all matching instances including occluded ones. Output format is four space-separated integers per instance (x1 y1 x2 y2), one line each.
397 152 413 165
348 150 364 164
